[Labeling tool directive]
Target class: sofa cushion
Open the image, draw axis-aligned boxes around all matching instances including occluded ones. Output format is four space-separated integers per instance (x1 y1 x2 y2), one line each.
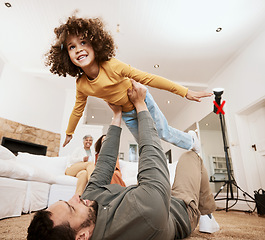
0 159 55 184
16 152 68 176
0 159 30 180
119 160 138 179
119 159 178 186
29 167 55 184
53 175 77 186
0 146 16 160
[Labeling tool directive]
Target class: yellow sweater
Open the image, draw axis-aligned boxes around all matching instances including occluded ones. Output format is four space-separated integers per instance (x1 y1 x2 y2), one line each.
66 58 188 135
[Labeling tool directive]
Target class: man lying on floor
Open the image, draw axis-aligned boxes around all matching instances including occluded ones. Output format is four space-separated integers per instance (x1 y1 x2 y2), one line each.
27 80 219 240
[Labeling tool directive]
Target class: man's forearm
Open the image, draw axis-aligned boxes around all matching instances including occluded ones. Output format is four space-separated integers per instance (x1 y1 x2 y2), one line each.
134 101 148 114
111 112 122 127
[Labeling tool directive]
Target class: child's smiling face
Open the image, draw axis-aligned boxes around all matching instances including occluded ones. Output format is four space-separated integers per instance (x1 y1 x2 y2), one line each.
66 34 96 70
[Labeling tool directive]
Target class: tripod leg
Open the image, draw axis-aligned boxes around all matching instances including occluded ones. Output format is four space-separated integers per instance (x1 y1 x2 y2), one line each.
214 182 227 199
226 181 230 212
232 182 256 201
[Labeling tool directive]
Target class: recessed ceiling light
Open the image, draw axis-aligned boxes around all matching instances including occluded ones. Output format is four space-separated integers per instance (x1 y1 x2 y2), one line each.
167 100 170 104
205 123 209 126
216 27 222 32
5 2 12 7
92 116 95 119
154 64 159 68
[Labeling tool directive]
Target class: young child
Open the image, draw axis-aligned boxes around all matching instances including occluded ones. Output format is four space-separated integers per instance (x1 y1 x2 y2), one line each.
46 15 212 152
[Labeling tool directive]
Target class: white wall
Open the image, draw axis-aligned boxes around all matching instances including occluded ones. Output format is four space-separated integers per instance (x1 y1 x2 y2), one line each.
200 130 224 175
58 89 104 157
0 56 4 79
0 64 65 133
169 26 265 201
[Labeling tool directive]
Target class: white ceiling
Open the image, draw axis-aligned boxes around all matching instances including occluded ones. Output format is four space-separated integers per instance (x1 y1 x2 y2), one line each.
1 0 265 127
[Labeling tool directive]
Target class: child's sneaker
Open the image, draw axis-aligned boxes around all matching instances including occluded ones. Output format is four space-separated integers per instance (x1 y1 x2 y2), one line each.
188 130 200 154
199 214 220 233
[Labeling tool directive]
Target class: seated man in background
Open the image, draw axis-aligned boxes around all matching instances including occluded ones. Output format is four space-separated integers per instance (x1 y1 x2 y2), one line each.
65 135 95 195
27 80 219 240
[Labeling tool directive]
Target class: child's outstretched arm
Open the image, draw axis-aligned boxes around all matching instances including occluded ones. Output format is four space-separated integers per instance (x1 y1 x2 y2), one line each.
185 89 213 102
113 58 212 102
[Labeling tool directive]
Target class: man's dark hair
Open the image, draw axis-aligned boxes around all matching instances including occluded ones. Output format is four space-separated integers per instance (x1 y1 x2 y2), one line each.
27 210 76 240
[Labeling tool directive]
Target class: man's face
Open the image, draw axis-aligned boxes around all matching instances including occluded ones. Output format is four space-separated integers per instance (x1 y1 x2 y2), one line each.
83 137 93 150
47 194 97 231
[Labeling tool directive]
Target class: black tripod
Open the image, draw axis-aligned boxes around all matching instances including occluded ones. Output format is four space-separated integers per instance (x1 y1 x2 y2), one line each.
212 89 255 212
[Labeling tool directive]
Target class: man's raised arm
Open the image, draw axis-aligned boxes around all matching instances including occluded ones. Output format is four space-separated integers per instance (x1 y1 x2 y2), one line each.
82 104 123 192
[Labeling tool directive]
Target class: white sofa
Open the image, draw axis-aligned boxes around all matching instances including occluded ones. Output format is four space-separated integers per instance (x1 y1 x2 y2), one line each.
0 145 177 220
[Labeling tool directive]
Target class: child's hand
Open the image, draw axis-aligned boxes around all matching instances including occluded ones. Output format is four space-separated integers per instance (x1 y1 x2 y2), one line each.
127 80 147 105
63 134 73 147
185 89 213 102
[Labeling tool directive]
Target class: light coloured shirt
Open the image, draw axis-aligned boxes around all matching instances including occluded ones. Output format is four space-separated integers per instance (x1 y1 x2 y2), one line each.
67 146 95 168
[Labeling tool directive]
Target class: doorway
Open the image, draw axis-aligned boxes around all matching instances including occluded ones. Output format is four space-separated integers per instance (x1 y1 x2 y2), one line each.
237 98 265 192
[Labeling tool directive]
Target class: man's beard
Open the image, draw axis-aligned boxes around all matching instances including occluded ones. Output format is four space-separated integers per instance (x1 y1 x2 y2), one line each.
80 201 98 229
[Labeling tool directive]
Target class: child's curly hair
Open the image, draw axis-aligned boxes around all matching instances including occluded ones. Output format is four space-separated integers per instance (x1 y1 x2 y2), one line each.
45 16 116 77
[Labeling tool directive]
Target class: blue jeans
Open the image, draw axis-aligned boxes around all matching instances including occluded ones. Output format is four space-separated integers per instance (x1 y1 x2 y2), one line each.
122 90 193 150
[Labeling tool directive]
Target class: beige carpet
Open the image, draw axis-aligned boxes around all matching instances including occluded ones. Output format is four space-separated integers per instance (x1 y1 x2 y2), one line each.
0 210 264 240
